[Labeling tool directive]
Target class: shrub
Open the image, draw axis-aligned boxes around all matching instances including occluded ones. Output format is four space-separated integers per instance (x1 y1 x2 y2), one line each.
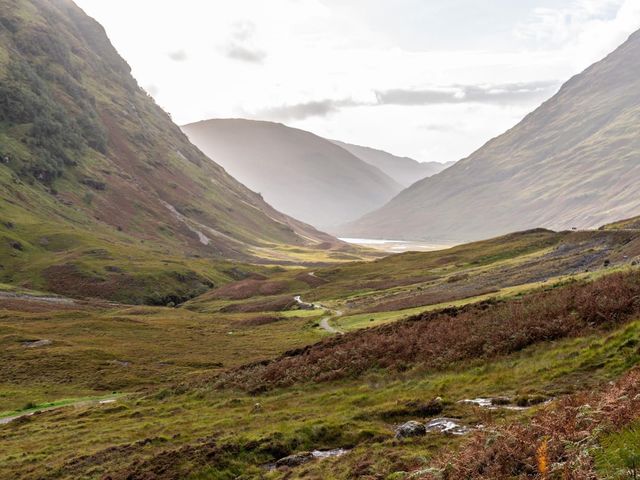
216 271 640 392
419 368 640 479
0 51 107 183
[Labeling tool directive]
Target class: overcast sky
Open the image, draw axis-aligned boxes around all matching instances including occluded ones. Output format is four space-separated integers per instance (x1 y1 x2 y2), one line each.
75 0 640 163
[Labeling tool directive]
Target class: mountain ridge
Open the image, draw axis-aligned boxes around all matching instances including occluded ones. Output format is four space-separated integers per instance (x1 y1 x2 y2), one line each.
182 118 404 228
331 139 454 187
339 29 640 242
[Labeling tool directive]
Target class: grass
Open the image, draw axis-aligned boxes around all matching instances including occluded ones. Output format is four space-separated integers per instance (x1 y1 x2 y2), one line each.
597 423 640 479
0 217 638 477
334 279 566 331
1 311 639 478
217 270 640 393
0 300 326 412
188 226 639 337
0 230 638 478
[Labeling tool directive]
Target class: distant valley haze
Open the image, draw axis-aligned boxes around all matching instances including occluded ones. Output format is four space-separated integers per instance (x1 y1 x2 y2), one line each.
181 119 452 229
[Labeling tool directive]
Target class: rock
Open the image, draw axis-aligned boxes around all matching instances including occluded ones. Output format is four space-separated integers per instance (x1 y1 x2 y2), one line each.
311 448 348 459
395 420 426 439
274 452 314 468
409 468 444 479
425 418 471 436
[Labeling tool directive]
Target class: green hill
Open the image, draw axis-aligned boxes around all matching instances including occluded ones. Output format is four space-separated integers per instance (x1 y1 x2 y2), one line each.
0 0 350 303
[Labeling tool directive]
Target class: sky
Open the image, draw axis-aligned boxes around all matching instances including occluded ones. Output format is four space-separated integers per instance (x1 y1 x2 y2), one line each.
74 0 640 163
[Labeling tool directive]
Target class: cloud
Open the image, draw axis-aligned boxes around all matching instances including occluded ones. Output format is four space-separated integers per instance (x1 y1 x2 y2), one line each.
250 81 560 122
167 49 188 62
222 20 267 63
422 123 457 132
375 81 560 106
514 0 623 45
224 44 267 63
252 98 359 121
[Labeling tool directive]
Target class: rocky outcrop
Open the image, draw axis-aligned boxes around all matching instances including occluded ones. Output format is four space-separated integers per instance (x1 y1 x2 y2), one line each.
395 420 427 439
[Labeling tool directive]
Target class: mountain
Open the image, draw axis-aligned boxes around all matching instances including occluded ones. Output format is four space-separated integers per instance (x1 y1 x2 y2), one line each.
0 0 347 303
182 119 404 228
332 140 454 187
340 30 640 243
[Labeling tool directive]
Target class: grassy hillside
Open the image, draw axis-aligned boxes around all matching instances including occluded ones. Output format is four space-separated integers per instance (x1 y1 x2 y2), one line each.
339 30 640 243
182 119 403 229
0 0 364 303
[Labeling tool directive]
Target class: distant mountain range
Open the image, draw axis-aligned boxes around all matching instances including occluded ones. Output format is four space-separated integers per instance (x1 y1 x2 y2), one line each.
331 140 454 188
183 119 414 228
183 119 451 229
339 30 640 242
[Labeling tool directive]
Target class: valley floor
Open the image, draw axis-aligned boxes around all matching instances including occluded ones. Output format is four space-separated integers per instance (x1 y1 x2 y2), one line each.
2 225 640 479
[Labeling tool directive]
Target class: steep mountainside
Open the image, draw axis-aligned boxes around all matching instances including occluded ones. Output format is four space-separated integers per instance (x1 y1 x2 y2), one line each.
332 140 454 187
340 30 640 243
182 119 403 228
0 0 346 303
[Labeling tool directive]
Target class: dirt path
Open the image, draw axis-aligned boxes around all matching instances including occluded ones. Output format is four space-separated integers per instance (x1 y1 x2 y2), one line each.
319 314 343 334
293 296 343 334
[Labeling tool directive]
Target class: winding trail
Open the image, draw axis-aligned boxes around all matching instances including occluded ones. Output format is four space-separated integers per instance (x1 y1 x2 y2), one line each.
293 296 343 335
319 315 343 334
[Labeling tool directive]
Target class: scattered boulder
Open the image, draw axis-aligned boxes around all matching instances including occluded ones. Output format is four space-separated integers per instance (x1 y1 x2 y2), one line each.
395 420 426 439
274 452 315 468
